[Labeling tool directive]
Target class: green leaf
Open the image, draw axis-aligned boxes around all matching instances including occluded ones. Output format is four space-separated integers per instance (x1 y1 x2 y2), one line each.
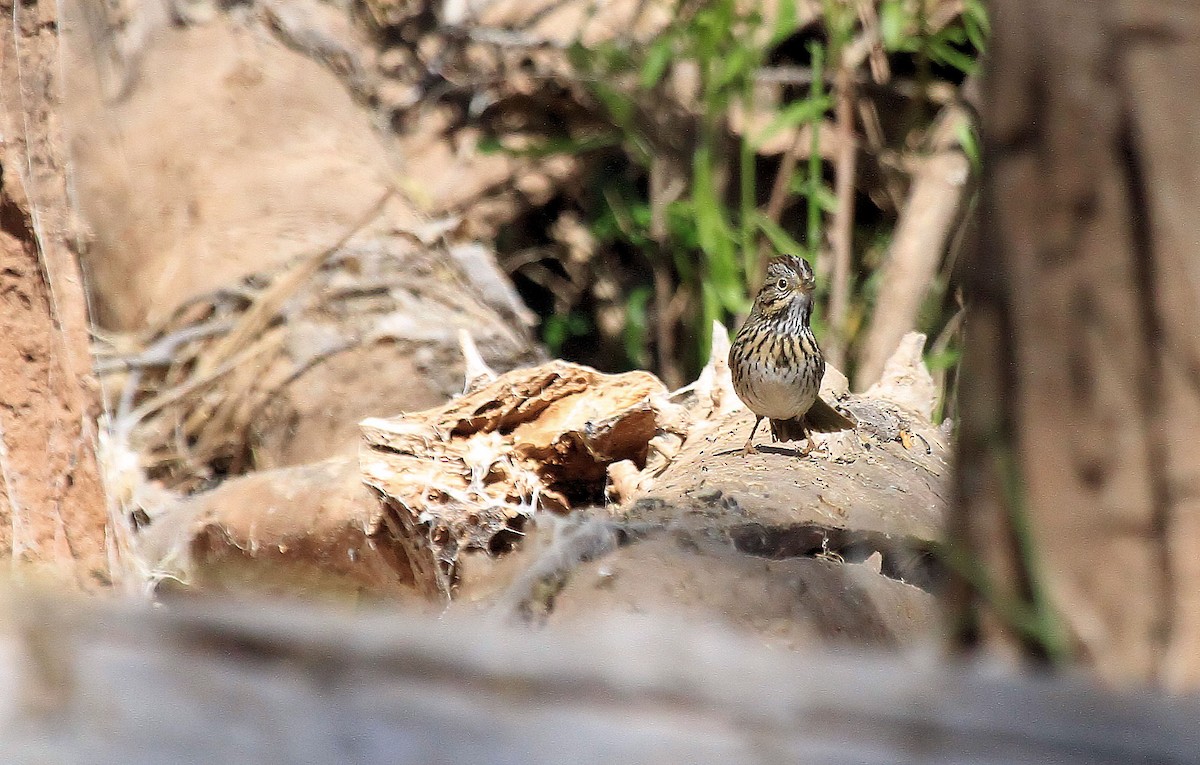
699 281 722 354
965 0 991 37
692 146 745 313
543 314 568 354
962 0 989 54
715 45 754 92
925 347 961 372
672 246 696 285
879 0 908 51
567 313 590 335
936 26 968 46
623 286 653 368
804 40 826 255
755 213 805 257
753 95 832 147
931 40 977 74
593 82 634 128
565 40 591 71
824 0 856 48
629 201 653 230
955 119 981 172
815 182 839 213
692 145 734 262
476 135 504 155
589 211 621 243
788 166 809 195
478 133 621 158
965 0 989 26
771 0 798 44
598 188 650 246
666 201 701 252
964 16 987 53
706 247 744 312
640 38 674 89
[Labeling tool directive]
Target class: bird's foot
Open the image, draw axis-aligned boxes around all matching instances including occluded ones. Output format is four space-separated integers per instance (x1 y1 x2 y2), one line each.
798 433 817 457
740 440 758 457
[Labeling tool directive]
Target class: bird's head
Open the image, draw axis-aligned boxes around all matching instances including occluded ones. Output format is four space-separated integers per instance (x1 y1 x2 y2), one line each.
753 255 816 317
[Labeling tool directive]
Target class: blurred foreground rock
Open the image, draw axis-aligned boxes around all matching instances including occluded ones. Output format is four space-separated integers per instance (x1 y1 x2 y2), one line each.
1 592 1194 764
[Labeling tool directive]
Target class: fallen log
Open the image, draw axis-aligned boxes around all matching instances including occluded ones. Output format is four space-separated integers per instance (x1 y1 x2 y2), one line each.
138 331 954 653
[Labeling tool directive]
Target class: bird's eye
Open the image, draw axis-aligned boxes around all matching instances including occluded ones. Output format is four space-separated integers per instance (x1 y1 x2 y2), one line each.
776 278 787 290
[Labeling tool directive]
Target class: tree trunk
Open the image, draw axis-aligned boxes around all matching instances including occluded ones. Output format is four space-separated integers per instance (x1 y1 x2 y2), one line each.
953 0 1200 689
0 0 111 588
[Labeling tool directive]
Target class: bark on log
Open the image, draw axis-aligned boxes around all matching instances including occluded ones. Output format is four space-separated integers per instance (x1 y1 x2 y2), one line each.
953 0 1200 689
0 0 110 588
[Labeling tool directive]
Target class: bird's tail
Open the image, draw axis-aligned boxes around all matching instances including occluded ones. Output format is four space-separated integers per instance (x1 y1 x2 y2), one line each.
769 397 856 441
806 397 856 432
769 416 807 442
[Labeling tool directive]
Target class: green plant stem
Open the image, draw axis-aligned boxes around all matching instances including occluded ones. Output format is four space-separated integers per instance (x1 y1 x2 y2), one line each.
740 133 757 282
739 81 757 282
806 41 825 258
992 434 1072 664
697 117 720 345
939 428 1073 666
827 62 857 369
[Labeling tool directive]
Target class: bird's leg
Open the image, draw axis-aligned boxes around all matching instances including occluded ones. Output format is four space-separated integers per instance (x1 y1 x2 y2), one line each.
741 415 764 457
798 421 816 457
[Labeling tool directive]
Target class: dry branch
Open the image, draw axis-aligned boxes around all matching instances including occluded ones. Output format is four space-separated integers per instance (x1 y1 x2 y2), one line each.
855 106 971 390
826 59 860 369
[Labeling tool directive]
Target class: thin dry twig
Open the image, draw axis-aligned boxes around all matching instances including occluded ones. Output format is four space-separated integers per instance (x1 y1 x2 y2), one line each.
928 300 963 417
755 129 806 287
763 136 802 226
854 106 971 390
755 66 958 104
855 0 890 84
826 61 858 369
195 188 394 377
649 154 686 389
122 340 276 429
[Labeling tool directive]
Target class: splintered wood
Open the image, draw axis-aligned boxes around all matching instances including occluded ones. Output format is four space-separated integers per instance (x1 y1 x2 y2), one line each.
360 361 683 596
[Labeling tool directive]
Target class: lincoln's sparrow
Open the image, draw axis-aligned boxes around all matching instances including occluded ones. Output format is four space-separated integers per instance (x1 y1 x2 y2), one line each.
728 255 854 456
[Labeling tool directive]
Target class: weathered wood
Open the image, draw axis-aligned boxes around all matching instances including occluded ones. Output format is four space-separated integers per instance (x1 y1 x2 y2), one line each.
360 361 683 596
1 592 1196 764
0 0 111 588
954 0 1200 687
